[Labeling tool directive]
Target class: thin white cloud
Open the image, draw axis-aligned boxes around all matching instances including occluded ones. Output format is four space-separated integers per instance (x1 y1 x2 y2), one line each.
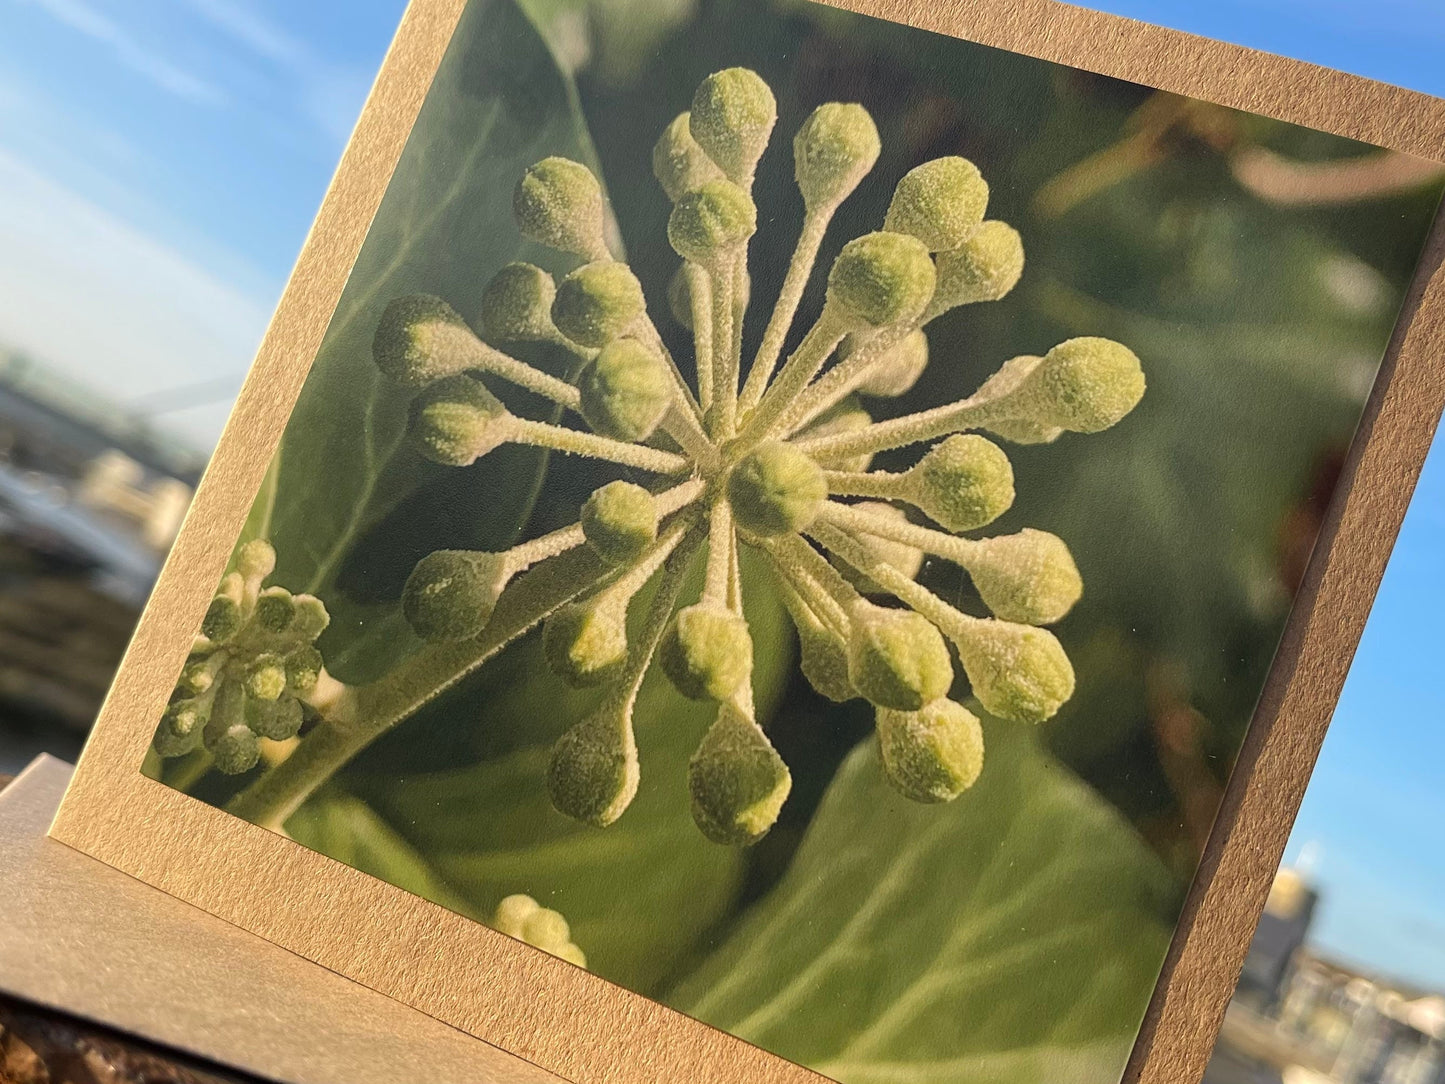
19 0 225 106
173 0 306 67
0 149 269 446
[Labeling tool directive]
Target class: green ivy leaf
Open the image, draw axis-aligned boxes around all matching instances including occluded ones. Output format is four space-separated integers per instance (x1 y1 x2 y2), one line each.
664 720 1175 1084
253 0 608 685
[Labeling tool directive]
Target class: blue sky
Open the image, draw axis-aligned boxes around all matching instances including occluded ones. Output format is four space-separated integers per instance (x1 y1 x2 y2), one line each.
1 0 1442 987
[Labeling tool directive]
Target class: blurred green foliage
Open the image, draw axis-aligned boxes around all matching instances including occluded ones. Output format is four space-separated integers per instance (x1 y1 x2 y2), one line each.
177 0 1443 1080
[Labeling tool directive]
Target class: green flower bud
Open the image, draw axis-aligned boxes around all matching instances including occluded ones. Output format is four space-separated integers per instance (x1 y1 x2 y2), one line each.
547 702 639 827
373 295 477 389
827 231 936 328
688 702 792 845
950 621 1075 723
667 180 757 267
1010 338 1145 434
542 598 628 687
728 443 826 536
798 622 855 703
210 722 260 775
153 700 206 758
244 652 288 701
551 261 646 348
798 396 873 472
660 603 753 702
402 550 509 642
285 645 324 694
409 375 514 467
254 585 294 633
690 68 776 184
793 102 881 211
653 112 724 201
832 503 923 596
513 157 607 259
493 895 588 967
966 529 1082 625
480 262 556 342
884 157 989 252
236 539 276 580
176 659 215 697
202 678 244 749
876 698 984 802
246 694 304 741
201 594 242 644
934 221 1024 309
290 594 330 641
581 481 658 564
847 602 953 711
853 329 929 399
905 434 1014 532
578 339 672 442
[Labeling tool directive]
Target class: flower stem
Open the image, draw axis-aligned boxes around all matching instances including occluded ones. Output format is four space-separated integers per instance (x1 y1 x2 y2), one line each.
739 209 830 412
791 394 997 461
510 418 690 474
710 262 737 437
740 307 850 443
469 341 583 412
780 323 910 435
704 499 733 605
820 468 905 501
686 263 715 411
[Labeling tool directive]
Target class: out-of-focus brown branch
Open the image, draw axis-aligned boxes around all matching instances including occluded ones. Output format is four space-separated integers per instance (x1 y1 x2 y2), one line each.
1230 147 1445 207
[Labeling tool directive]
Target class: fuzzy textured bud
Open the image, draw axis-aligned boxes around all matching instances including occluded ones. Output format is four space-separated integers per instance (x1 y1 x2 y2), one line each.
653 112 724 201
847 602 953 711
236 539 277 580
409 375 513 467
833 503 923 596
728 443 826 536
667 265 695 330
543 598 628 687
244 653 287 701
854 329 929 399
254 586 294 633
290 594 330 641
246 695 304 741
951 621 1075 724
668 180 757 267
493 895 588 968
876 698 984 802
688 702 792 845
547 704 639 827
972 355 1062 444
1011 337 1146 434
581 481 658 565
827 231 936 328
201 594 242 644
690 68 776 184
402 550 509 642
208 721 259 775
793 102 881 211
966 529 1082 625
907 434 1014 532
373 295 476 389
551 262 646 348
154 701 206 758
884 157 989 252
660 603 753 702
285 645 324 694
578 339 672 442
480 262 557 342
513 157 607 259
176 660 215 697
934 221 1024 309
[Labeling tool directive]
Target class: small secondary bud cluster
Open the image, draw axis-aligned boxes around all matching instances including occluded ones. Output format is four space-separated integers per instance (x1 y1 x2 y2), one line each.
360 68 1144 846
153 539 329 774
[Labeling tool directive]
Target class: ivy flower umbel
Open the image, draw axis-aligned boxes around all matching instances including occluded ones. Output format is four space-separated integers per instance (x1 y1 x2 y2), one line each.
376 68 1144 845
153 540 333 774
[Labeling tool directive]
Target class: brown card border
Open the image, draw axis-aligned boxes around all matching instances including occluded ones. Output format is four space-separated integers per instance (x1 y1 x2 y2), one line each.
48 2 1445 1083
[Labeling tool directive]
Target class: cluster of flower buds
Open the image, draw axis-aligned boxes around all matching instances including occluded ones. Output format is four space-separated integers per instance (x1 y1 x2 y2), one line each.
491 893 587 968
152 539 330 774
373 68 1144 844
